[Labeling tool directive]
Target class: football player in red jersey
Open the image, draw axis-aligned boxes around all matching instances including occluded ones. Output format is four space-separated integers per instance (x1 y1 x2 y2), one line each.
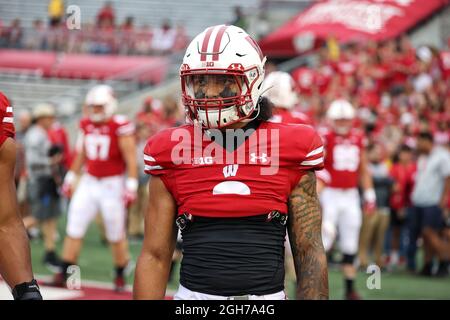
320 99 376 300
134 25 328 300
0 92 42 300
262 71 312 126
53 85 138 292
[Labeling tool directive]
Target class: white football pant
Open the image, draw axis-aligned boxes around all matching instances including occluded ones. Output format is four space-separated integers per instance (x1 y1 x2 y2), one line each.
174 285 286 300
66 173 126 242
320 187 362 255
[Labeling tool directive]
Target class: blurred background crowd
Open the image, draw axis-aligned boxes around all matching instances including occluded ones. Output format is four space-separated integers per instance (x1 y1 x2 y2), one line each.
0 0 449 299
0 1 189 55
287 36 450 275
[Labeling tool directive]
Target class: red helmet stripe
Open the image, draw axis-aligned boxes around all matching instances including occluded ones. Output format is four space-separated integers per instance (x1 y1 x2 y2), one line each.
245 36 264 61
212 25 228 61
200 27 214 61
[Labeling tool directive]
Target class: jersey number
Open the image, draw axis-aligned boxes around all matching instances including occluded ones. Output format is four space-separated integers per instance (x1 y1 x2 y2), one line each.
333 144 360 172
85 134 111 160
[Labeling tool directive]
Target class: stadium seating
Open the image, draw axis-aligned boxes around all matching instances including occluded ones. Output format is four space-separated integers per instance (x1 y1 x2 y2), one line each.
0 0 259 37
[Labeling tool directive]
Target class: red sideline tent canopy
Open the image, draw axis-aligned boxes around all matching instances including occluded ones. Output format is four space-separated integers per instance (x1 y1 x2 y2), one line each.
259 0 448 57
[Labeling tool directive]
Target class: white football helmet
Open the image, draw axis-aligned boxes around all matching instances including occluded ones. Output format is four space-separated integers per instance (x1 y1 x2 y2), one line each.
85 84 117 122
326 99 355 120
262 71 299 109
326 99 355 135
180 25 267 129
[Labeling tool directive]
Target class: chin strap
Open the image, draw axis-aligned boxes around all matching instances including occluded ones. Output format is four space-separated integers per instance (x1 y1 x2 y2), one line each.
244 96 263 122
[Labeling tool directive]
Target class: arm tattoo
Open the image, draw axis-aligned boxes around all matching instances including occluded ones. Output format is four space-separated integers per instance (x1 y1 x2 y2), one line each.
288 171 329 299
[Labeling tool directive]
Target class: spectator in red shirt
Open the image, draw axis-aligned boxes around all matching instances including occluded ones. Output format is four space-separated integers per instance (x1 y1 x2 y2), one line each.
47 121 72 171
388 144 416 270
119 16 135 55
97 1 115 28
357 76 380 111
151 20 176 54
134 24 153 55
136 96 163 134
92 15 116 54
172 24 189 52
5 18 23 48
136 96 184 130
390 36 418 93
159 96 184 128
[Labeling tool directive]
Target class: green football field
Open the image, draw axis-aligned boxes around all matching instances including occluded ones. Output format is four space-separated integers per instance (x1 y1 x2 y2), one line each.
29 215 450 300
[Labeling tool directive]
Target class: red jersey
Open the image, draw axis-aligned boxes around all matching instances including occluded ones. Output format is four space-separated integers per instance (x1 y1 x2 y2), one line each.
357 89 380 110
291 67 316 96
389 162 416 210
439 51 450 80
391 51 417 86
322 129 366 189
0 92 15 147
48 122 72 169
144 122 324 218
78 115 135 178
316 64 334 94
269 108 312 126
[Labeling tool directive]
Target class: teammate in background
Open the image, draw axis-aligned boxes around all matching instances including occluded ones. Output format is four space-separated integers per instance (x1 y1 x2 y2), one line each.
53 85 138 292
0 92 42 300
262 71 312 126
320 99 375 300
134 25 328 300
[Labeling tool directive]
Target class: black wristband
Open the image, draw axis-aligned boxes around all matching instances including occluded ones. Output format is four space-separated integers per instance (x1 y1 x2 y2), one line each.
12 279 43 300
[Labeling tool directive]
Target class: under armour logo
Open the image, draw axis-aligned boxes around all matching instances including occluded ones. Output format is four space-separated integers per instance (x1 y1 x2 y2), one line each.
250 153 268 164
223 164 239 178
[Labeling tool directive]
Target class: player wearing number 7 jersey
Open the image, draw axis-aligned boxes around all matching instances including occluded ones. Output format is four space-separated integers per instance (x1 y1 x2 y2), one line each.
51 85 138 292
320 99 375 300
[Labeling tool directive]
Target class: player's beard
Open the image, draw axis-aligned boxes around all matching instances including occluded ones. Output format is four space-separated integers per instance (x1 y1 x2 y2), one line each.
193 87 241 128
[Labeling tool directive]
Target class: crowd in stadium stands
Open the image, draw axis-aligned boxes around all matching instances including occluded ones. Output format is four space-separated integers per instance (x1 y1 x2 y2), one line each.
290 36 450 275
0 1 189 55
10 34 450 279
